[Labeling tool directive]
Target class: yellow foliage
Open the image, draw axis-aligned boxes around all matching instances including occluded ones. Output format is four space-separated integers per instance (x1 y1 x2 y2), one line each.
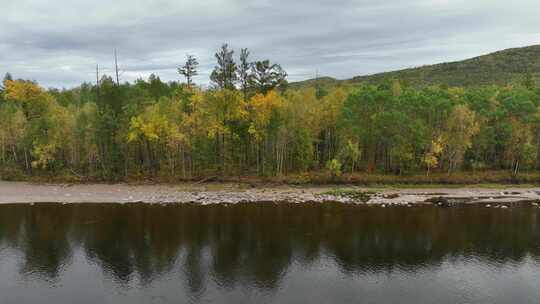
2 80 70 169
127 99 186 148
443 104 480 150
321 88 347 128
423 136 444 170
506 118 533 161
442 104 480 171
4 80 45 103
248 90 284 140
282 88 323 138
201 89 246 139
31 143 57 169
0 106 26 147
3 80 56 121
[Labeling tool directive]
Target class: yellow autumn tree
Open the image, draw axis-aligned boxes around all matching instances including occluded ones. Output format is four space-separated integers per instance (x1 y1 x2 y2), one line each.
320 87 347 162
0 104 26 163
3 80 45 104
247 90 284 141
73 102 99 172
128 97 186 175
31 101 71 169
320 87 347 128
203 89 246 138
4 80 67 169
202 89 246 174
442 104 480 172
422 136 444 175
280 88 323 171
246 90 285 175
506 118 535 175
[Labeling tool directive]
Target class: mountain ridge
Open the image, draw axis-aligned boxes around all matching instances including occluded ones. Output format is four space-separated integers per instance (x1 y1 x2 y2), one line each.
291 45 540 88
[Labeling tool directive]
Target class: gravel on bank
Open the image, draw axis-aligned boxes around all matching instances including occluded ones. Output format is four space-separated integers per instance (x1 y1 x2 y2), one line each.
1 181 540 207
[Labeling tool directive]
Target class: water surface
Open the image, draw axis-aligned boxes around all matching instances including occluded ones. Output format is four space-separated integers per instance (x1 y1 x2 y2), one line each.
1 203 540 303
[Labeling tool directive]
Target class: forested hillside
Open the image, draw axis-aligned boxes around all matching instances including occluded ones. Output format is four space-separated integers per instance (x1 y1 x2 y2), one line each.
293 45 540 89
1 44 539 181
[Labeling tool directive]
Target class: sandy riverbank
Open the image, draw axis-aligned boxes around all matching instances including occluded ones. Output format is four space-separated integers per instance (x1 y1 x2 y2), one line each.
1 181 540 206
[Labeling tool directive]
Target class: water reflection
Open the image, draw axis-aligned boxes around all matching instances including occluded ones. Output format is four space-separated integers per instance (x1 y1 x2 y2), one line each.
1 203 540 301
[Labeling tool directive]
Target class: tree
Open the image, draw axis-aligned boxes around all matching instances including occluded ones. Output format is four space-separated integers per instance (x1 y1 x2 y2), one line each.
114 49 121 86
442 104 480 172
178 54 199 87
127 97 186 175
203 89 246 175
320 88 347 163
339 86 386 172
249 60 287 94
422 136 444 175
326 159 342 179
1 73 12 91
3 80 68 170
247 91 284 174
0 103 26 164
4 79 52 119
506 118 535 175
148 74 168 101
523 71 535 90
72 102 99 174
0 73 13 104
210 44 237 90
339 140 360 173
5 49 540 181
247 91 284 141
238 48 252 101
281 88 322 171
92 75 125 178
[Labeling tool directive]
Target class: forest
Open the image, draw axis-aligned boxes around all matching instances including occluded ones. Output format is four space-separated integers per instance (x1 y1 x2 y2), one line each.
0 44 539 182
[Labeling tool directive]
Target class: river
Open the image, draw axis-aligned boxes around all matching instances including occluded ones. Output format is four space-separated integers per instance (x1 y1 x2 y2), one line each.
0 203 539 303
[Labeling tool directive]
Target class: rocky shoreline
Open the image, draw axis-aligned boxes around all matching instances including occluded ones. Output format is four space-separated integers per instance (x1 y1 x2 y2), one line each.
1 181 540 207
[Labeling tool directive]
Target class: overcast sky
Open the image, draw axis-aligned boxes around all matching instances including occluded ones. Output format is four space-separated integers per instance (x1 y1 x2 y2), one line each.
2 0 540 88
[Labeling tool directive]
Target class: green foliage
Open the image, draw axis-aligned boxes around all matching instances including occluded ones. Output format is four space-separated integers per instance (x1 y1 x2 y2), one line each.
178 55 199 86
292 45 540 89
2 44 540 181
210 44 237 90
339 140 360 173
326 159 342 178
249 60 287 94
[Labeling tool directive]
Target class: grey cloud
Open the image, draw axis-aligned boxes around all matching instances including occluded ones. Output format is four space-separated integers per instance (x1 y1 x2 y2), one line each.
1 0 539 88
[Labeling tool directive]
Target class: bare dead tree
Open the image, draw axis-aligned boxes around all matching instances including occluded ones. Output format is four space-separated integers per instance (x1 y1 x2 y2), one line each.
114 49 120 86
96 64 100 103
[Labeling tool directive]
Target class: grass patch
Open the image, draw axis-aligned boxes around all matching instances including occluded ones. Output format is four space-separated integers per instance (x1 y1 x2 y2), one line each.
2 169 540 188
274 170 540 186
322 189 376 202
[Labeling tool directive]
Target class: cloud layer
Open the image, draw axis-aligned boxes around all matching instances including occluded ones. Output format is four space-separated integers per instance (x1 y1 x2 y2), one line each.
2 0 539 88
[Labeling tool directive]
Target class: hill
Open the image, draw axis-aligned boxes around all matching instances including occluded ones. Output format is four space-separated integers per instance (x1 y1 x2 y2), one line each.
291 45 540 88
